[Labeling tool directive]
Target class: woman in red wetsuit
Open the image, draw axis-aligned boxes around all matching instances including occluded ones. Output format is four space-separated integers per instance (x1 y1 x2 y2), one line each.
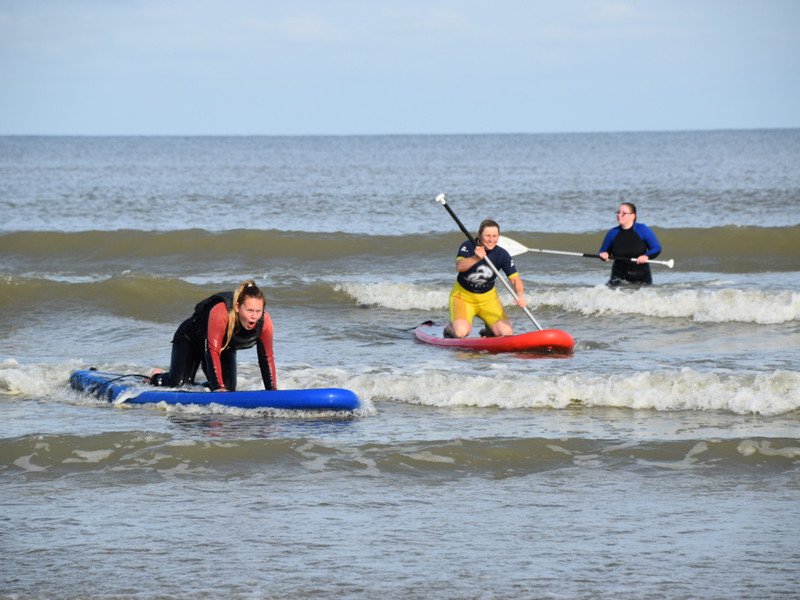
150 280 277 391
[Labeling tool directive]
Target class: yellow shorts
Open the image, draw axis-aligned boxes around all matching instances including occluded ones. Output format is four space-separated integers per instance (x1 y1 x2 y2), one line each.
448 282 508 327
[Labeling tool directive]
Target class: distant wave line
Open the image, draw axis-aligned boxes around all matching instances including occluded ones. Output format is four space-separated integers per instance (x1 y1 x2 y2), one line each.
2 226 799 267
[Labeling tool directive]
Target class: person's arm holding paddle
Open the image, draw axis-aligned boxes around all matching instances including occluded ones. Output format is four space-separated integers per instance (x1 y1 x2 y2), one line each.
509 271 527 309
456 243 486 272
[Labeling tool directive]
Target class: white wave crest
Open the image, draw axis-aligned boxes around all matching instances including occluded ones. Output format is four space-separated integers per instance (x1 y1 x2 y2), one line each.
4 360 798 417
335 282 800 324
335 282 449 311
534 286 800 324
343 367 800 416
0 358 80 396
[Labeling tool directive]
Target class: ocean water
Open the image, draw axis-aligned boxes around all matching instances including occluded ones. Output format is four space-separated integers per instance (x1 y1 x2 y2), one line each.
1 131 799 599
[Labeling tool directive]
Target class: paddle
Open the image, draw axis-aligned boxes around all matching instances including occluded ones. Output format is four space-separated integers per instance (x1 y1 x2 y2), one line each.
435 193 543 331
498 235 675 268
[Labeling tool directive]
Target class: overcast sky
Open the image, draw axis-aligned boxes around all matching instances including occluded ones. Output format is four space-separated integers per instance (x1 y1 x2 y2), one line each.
1 0 798 135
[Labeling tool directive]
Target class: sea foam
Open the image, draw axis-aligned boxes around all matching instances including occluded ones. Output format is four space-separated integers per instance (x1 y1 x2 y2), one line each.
336 282 800 324
5 359 799 417
340 366 800 416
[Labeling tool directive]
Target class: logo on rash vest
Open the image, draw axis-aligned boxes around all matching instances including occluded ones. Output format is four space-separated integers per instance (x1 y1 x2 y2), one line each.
465 265 493 288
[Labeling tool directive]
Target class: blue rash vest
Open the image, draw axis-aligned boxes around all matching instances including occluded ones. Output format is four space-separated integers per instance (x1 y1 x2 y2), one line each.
598 222 662 285
598 222 662 259
456 240 518 294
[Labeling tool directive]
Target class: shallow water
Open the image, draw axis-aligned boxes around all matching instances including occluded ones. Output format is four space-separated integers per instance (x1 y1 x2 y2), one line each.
2 131 799 599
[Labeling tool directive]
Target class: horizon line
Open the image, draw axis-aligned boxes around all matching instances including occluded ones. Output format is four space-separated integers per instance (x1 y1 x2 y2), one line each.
1 126 798 138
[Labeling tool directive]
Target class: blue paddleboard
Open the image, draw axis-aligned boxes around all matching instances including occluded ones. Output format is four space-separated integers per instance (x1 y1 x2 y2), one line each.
69 369 360 411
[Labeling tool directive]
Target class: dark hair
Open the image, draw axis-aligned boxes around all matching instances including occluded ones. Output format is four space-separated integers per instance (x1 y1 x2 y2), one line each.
621 202 637 222
477 219 500 240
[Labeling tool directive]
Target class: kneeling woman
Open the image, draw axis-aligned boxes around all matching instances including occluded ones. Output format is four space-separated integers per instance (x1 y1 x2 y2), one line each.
444 219 527 338
150 280 277 391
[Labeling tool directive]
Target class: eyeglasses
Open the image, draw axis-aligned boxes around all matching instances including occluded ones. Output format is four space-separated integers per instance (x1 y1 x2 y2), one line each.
616 211 633 216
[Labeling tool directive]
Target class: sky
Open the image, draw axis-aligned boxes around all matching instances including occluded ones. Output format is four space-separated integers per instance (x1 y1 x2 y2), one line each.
1 0 798 135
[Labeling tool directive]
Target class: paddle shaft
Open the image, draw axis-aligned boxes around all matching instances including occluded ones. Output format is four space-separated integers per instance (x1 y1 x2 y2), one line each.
536 247 674 268
436 195 543 330
498 235 675 268
538 248 602 259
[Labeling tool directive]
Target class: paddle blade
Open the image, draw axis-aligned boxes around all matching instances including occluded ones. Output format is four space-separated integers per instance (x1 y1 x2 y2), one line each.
497 235 529 257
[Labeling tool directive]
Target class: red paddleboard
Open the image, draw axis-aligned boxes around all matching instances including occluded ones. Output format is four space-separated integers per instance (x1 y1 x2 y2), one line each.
413 323 575 354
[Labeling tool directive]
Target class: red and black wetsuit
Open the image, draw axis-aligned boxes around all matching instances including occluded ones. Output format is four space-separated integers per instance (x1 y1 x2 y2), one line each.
151 292 277 391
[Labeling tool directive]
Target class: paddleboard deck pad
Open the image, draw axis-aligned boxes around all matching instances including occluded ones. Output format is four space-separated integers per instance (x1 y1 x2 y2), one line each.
413 323 575 354
69 369 360 411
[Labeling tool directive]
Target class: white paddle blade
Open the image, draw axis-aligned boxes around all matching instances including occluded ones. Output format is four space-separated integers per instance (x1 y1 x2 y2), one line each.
648 258 674 268
435 193 447 204
497 235 529 257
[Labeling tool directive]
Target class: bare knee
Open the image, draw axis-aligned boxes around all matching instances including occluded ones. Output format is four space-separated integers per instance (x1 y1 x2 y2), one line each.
491 320 513 336
446 320 472 338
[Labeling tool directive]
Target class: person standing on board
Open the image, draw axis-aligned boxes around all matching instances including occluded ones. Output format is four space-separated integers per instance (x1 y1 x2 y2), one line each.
150 279 277 391
598 202 663 286
443 219 527 338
